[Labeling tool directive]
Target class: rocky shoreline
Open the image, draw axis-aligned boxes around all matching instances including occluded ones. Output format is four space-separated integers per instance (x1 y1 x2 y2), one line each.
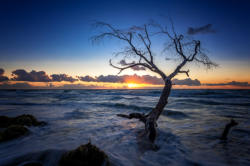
0 114 109 166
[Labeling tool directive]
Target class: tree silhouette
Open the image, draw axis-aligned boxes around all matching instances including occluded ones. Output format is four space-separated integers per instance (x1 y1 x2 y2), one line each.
92 20 217 143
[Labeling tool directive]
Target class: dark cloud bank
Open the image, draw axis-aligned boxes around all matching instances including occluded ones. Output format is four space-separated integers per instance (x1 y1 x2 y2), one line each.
12 69 51 82
0 68 249 89
78 74 163 85
11 69 77 83
0 68 9 82
204 81 250 87
51 74 77 83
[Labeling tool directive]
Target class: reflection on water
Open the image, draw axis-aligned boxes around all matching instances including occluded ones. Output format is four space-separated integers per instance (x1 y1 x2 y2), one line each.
0 89 249 166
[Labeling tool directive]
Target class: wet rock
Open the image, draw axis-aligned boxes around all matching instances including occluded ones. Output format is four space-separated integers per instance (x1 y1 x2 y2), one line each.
0 114 46 128
0 125 28 142
58 142 109 166
0 116 12 128
13 114 46 126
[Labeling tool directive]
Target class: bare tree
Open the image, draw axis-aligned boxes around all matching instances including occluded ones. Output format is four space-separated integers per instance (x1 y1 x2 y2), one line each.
92 20 217 143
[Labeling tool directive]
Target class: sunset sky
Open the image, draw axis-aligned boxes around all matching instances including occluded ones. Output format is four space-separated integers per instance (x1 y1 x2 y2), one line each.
0 0 249 89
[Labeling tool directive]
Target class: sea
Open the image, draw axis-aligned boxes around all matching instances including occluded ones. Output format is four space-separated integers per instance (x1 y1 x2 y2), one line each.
0 89 249 166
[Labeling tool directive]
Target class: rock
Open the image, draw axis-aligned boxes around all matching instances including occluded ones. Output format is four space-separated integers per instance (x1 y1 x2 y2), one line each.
0 116 13 128
58 143 109 166
0 114 46 128
0 125 28 142
14 114 46 126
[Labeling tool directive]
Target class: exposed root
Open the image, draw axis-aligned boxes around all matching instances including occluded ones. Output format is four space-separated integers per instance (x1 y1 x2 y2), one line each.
117 113 147 123
117 113 158 143
145 117 158 143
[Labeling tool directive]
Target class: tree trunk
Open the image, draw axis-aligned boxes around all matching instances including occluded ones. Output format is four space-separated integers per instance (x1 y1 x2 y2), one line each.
145 79 172 142
117 78 172 143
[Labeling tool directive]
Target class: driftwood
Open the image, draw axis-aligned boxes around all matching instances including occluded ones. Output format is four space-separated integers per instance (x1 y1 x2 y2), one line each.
92 20 217 142
220 119 238 140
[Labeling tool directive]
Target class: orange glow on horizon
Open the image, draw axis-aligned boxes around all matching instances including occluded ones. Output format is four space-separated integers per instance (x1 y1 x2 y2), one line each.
0 81 249 89
127 83 139 88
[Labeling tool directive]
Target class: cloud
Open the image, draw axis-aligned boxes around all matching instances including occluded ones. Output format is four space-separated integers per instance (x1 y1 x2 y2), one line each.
11 69 79 82
131 66 146 71
187 24 216 35
12 69 51 82
172 78 201 86
96 75 124 83
78 75 203 86
227 81 249 86
204 81 250 87
0 68 9 82
0 76 9 82
3 68 249 89
0 68 4 75
51 74 78 82
78 74 163 85
78 75 96 82
119 60 146 71
78 75 124 83
123 74 163 85
119 60 127 66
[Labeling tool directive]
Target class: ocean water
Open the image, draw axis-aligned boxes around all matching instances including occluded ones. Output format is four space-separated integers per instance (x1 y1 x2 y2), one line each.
0 89 249 166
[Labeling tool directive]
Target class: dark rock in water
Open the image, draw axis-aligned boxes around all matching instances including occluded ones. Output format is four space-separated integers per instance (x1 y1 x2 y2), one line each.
0 116 13 128
58 142 109 166
13 114 46 126
0 125 28 142
0 114 46 142
0 114 46 128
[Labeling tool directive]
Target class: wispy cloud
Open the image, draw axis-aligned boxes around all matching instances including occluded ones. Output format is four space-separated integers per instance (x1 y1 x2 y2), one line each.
204 81 250 87
187 24 216 35
119 60 146 71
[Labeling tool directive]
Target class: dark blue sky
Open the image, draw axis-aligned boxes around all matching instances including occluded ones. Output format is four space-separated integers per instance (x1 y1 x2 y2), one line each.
0 0 249 82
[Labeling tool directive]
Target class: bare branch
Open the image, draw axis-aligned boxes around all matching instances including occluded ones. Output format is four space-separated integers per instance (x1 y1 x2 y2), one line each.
168 59 187 79
144 25 153 63
92 21 217 82
187 40 200 61
117 113 147 123
93 22 167 80
194 57 218 69
168 38 216 79
169 17 177 38
109 59 153 74
173 35 187 60
179 70 190 77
